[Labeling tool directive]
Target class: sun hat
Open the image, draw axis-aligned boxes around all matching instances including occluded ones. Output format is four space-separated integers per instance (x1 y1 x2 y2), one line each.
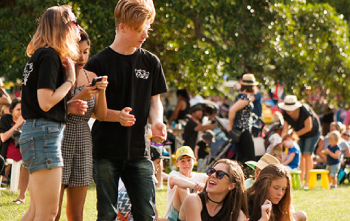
278 95 302 111
175 146 196 162
245 153 280 170
240 73 258 86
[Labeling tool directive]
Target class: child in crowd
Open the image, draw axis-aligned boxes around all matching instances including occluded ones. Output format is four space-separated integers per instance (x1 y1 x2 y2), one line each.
166 146 207 221
194 130 214 172
267 137 283 163
323 131 342 188
282 133 301 171
117 145 167 221
245 153 280 188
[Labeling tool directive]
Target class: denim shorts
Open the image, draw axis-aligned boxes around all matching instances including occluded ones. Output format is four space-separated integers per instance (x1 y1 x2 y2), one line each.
326 163 340 177
298 132 320 155
19 119 65 174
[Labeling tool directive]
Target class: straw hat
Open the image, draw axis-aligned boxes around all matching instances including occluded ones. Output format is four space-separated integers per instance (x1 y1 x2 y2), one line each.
241 73 258 86
246 153 280 170
278 95 302 111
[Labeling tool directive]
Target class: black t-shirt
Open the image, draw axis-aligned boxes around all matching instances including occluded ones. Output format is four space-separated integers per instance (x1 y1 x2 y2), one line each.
283 104 320 139
85 47 167 160
183 118 198 150
196 140 209 159
0 114 13 158
22 47 67 122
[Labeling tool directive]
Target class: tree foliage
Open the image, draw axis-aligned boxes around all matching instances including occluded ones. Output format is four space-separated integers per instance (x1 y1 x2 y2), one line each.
1 0 350 103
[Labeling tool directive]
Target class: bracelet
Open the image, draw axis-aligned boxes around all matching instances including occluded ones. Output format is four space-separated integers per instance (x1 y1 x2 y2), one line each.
66 79 74 86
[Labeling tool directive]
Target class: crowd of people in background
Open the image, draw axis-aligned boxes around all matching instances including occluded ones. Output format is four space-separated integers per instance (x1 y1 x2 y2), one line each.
1 0 350 221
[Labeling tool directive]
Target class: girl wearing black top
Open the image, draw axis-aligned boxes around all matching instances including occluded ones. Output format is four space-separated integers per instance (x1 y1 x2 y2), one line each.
19 5 81 220
168 89 191 125
178 159 249 221
0 99 29 204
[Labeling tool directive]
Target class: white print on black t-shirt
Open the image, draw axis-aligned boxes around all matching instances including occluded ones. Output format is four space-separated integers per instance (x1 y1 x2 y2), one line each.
135 69 150 79
23 62 34 86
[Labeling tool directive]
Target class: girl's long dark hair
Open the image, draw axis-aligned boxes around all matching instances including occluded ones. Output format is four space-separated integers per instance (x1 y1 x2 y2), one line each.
10 98 21 113
204 159 248 221
247 164 293 221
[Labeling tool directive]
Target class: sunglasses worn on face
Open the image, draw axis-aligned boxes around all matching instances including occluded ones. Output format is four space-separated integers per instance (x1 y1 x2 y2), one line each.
71 17 79 27
207 167 230 179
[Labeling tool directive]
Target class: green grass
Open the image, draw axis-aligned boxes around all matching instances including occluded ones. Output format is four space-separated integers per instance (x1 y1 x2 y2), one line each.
1 183 350 220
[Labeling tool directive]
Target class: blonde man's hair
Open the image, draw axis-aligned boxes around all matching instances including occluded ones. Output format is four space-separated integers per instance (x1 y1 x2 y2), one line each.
26 5 80 60
328 130 341 143
114 0 155 31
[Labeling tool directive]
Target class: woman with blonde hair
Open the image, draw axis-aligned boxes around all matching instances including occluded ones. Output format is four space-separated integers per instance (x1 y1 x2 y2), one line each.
247 164 293 221
20 5 82 221
178 159 249 221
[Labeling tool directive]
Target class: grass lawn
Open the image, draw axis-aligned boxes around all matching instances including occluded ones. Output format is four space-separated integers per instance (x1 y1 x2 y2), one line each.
1 182 350 220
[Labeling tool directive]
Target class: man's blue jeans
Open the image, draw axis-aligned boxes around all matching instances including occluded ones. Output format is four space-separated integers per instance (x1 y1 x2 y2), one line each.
93 158 156 221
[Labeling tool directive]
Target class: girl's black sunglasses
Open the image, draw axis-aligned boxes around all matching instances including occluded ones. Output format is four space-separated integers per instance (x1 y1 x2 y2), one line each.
207 167 229 179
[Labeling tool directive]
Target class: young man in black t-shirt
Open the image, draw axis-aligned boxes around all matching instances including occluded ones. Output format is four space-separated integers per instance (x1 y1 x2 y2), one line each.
84 1 167 220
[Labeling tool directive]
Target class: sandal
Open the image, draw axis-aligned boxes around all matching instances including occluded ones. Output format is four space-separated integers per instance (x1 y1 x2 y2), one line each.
12 199 25 204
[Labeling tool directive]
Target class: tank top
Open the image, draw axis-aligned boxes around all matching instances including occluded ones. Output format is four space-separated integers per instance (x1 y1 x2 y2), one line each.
199 192 227 221
177 100 190 121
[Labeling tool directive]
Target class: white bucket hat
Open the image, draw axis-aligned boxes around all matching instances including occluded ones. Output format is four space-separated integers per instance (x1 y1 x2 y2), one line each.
241 73 258 86
278 95 302 111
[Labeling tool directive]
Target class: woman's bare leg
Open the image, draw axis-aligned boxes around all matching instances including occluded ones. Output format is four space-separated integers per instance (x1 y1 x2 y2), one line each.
66 186 88 221
29 168 62 221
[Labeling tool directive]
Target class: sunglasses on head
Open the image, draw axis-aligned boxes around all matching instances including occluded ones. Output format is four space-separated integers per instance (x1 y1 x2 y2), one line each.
207 167 230 180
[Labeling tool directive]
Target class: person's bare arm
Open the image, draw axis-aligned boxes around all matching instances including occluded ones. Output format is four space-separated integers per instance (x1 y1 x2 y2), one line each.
168 100 185 124
282 152 296 165
325 149 341 160
281 121 290 138
93 76 108 121
194 145 200 159
315 138 325 156
169 176 205 192
103 108 136 126
194 122 216 132
37 57 75 112
149 94 167 143
0 87 11 105
0 116 24 142
67 99 88 116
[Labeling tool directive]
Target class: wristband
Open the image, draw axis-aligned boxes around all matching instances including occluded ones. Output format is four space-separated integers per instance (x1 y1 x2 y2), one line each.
66 79 74 86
